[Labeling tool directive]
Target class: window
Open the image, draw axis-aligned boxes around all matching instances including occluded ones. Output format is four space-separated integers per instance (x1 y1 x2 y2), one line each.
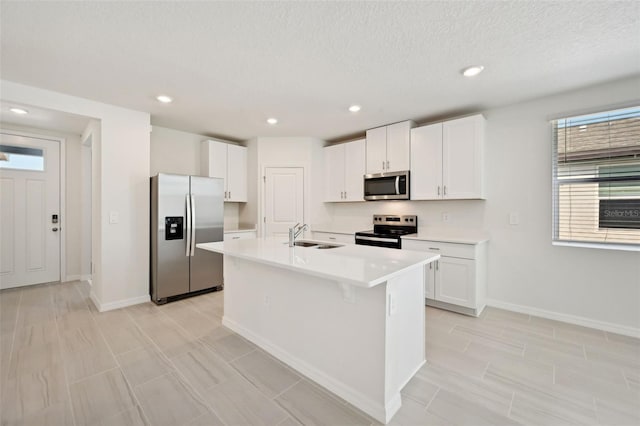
0 144 44 171
552 106 640 248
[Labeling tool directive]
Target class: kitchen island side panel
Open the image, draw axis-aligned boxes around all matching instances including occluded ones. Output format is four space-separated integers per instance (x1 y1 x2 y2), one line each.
222 256 388 418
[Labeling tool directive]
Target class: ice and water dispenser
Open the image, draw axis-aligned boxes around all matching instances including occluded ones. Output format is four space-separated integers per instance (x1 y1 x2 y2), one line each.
165 216 183 240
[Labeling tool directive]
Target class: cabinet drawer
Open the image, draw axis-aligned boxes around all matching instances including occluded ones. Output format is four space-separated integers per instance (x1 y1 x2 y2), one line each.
224 231 257 241
312 232 354 244
403 239 475 259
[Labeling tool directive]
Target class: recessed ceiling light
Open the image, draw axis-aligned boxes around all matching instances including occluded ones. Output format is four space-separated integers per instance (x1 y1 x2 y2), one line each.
156 95 173 103
461 65 485 77
266 118 278 125
9 107 28 114
348 105 361 113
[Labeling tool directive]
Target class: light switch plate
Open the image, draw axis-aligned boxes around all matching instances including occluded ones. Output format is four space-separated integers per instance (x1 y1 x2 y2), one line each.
109 211 119 224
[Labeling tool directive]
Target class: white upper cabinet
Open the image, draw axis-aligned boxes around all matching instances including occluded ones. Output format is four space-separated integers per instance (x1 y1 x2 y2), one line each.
365 127 387 174
324 139 365 202
226 144 247 202
410 123 443 200
366 120 415 174
201 139 247 202
410 114 485 200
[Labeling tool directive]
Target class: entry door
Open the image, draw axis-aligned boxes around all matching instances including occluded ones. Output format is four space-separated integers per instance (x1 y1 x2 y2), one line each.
0 133 60 289
264 167 304 237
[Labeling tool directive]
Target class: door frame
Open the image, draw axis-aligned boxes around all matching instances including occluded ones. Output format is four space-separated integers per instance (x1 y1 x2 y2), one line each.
259 164 308 238
0 129 67 283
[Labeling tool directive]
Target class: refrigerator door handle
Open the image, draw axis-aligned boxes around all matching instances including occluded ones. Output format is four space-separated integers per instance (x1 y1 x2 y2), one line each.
185 194 191 257
190 194 196 256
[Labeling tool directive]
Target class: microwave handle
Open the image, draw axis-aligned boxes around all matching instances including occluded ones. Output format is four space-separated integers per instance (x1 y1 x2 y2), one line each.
395 176 400 195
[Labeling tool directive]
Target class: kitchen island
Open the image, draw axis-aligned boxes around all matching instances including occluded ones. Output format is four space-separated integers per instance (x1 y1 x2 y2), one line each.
196 238 439 424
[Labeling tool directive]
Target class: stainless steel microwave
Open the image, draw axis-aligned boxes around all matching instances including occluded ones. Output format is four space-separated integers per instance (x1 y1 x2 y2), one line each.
363 171 410 201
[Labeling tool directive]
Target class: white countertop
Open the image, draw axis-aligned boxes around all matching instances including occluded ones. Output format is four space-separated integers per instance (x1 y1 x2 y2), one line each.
197 238 439 288
403 230 489 245
311 223 366 235
224 224 257 233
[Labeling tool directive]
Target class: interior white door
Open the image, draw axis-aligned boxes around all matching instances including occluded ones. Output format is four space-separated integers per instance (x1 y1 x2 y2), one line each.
264 167 304 238
0 133 60 289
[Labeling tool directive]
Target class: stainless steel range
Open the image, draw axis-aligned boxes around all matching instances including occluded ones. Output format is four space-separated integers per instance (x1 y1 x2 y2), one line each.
355 215 417 249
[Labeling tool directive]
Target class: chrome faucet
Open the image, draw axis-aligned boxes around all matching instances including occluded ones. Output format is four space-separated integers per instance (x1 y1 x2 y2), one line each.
289 223 309 247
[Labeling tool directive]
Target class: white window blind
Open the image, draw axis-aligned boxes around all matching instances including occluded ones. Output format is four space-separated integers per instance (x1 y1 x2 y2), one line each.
552 106 640 247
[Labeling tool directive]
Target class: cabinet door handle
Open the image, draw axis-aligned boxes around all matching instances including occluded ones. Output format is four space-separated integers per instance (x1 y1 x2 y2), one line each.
436 260 439 271
224 191 227 199
382 161 385 170
329 237 336 240
229 191 231 199
429 262 432 270
437 186 440 196
232 236 240 240
344 191 347 199
428 247 440 251
386 160 390 169
443 186 447 196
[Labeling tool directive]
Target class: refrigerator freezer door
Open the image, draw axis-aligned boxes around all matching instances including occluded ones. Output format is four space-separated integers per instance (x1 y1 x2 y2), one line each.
152 173 190 300
189 176 224 292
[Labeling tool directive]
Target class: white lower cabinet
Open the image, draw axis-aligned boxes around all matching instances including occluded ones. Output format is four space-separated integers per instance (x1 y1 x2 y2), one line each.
223 230 257 241
311 231 354 244
403 239 487 316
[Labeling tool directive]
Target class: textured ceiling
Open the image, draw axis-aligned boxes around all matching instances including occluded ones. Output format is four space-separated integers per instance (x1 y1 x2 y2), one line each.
1 1 639 140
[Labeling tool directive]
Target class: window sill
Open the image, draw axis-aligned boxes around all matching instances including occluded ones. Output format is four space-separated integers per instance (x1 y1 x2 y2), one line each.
553 241 640 252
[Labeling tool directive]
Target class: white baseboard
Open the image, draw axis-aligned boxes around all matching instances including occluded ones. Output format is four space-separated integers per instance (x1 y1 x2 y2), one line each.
90 292 150 313
62 274 80 282
62 274 92 283
486 299 640 338
222 316 396 424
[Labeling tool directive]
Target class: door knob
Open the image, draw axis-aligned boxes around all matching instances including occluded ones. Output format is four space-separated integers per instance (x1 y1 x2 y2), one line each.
52 228 58 232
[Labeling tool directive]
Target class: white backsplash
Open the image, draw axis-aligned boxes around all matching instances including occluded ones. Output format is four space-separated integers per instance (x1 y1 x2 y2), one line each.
224 203 240 228
330 199 487 233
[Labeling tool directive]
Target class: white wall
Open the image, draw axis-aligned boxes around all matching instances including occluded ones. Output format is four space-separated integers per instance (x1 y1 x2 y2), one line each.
331 76 640 333
0 123 84 280
149 125 241 228
150 126 201 176
482 76 640 332
81 136 92 278
250 137 332 237
2 80 151 310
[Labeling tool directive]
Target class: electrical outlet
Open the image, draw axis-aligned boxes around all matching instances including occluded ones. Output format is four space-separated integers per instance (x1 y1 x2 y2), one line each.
442 212 450 223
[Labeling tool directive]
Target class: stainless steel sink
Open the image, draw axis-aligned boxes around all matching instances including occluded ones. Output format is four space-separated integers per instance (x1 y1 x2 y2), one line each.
293 241 319 247
316 244 342 249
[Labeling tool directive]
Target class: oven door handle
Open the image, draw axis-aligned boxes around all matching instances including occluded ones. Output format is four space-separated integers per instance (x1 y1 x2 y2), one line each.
395 176 400 195
355 235 399 243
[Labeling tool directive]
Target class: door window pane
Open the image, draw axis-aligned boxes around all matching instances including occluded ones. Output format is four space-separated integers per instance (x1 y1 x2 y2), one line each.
0 144 44 171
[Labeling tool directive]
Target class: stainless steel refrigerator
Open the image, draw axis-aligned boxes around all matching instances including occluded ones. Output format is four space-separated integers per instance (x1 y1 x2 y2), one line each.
150 173 224 304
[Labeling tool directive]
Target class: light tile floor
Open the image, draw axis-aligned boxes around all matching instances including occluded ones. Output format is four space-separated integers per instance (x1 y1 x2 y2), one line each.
1 281 638 425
